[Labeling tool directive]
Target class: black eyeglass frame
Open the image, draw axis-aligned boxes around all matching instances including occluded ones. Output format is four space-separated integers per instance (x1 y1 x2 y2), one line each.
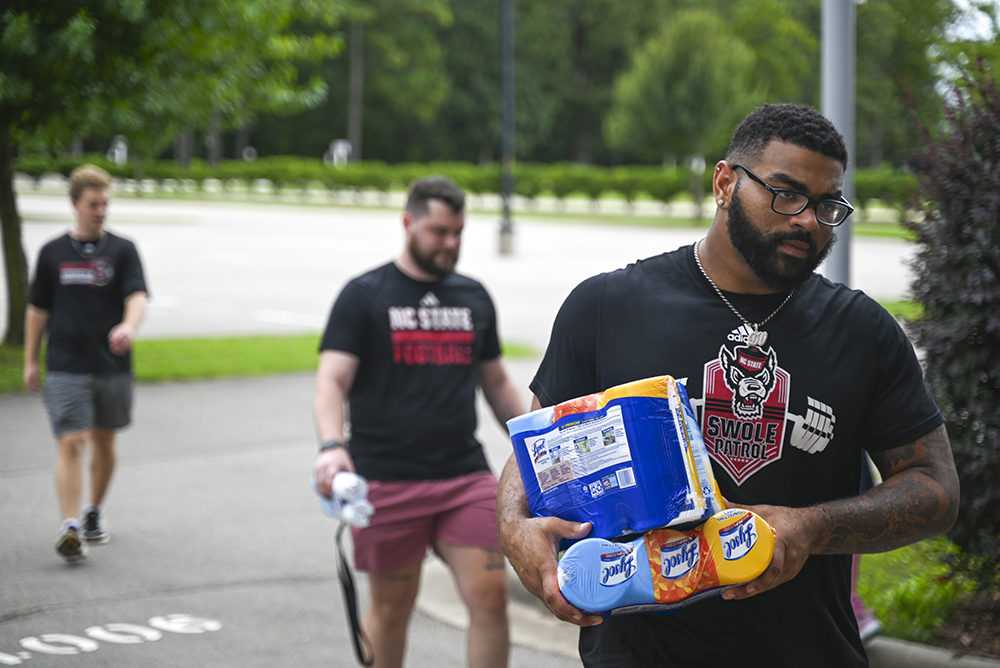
731 163 854 227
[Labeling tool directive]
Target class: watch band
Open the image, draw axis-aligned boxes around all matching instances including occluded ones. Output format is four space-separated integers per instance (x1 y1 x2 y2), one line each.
320 439 348 453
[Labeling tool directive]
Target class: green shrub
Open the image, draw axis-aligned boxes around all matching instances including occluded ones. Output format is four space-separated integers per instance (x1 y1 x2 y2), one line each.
908 62 1000 588
608 167 644 205
543 163 583 201
514 165 545 201
10 155 928 216
855 165 918 220
576 167 607 203
640 167 688 205
860 537 975 644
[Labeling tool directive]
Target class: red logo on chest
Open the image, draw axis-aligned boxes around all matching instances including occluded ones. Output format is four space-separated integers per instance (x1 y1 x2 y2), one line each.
702 345 788 485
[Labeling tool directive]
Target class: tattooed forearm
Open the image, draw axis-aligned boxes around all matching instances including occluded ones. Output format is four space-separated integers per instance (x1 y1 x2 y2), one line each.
811 424 959 555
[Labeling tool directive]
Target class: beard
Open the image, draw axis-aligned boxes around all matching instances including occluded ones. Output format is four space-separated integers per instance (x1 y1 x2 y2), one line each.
408 236 458 278
727 184 837 292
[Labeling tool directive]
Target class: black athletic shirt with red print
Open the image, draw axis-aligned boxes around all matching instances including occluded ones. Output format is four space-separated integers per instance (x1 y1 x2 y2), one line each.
320 262 503 482
29 232 148 375
531 245 942 668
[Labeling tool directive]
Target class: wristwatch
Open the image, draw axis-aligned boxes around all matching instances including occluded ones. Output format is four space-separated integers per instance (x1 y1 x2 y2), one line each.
319 439 348 453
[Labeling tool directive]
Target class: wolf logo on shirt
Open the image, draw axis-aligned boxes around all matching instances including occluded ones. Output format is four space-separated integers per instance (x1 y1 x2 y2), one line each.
719 345 777 421
702 344 789 485
698 338 838 485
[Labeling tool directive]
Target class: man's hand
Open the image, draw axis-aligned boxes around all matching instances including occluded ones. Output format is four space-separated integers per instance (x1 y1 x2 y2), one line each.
312 446 355 498
24 360 41 395
108 322 136 356
719 501 821 601
500 513 602 627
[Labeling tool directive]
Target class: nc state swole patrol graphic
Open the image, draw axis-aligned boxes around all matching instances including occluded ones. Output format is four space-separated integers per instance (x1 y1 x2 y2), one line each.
697 328 839 485
703 344 789 485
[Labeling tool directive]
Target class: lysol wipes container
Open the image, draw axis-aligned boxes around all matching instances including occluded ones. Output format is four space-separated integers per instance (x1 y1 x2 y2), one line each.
557 537 656 612
557 508 776 617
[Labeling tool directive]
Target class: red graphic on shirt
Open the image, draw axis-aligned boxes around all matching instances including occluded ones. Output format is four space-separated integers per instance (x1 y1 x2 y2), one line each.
59 259 115 289
387 303 475 366
702 345 789 485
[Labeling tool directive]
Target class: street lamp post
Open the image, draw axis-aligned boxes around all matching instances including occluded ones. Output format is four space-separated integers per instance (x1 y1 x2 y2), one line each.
499 0 515 255
822 0 856 287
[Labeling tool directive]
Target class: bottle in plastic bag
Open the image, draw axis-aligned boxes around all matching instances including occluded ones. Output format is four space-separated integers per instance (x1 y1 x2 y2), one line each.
312 472 375 528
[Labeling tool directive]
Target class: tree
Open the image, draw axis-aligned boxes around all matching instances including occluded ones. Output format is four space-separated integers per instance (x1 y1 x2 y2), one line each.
250 0 453 163
605 10 764 164
729 0 819 105
0 0 346 345
855 0 961 167
909 61 1000 586
416 0 573 163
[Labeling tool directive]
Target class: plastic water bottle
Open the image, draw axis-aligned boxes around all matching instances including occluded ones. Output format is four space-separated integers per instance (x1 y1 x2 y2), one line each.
557 535 655 612
313 472 375 528
333 471 368 503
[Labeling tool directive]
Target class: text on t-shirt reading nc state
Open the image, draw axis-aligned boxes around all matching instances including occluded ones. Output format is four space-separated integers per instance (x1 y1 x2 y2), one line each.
387 305 475 366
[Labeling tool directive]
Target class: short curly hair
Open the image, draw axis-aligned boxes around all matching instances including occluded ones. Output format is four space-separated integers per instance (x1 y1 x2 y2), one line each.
726 103 848 168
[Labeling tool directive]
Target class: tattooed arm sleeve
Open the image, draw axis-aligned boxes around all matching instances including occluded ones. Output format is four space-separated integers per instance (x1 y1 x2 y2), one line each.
811 424 960 555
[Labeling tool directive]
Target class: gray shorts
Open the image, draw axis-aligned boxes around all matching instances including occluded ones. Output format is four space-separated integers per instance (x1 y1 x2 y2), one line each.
43 372 134 435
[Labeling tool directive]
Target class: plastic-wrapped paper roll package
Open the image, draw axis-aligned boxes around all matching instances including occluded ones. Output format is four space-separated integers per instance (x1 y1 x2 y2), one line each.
507 375 724 539
507 375 776 616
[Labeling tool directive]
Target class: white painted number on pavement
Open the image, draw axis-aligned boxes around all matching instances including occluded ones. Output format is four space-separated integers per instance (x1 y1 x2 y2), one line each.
0 614 221 665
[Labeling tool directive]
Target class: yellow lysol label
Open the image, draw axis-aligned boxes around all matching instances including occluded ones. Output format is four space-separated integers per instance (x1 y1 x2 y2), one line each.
702 509 776 586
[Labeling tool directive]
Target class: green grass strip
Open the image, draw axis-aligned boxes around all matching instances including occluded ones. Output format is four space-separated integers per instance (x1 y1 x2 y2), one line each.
0 299 917 394
132 334 321 382
0 336 541 394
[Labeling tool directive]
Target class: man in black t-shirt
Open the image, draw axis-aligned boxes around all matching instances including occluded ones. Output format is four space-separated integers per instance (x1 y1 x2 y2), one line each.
496 104 960 667
25 164 148 563
312 176 525 668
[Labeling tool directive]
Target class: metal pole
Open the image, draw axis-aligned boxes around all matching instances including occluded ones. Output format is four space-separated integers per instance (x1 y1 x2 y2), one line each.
499 0 515 255
821 0 856 287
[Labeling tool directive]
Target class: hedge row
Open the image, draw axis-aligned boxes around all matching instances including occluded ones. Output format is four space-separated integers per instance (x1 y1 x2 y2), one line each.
14 153 917 214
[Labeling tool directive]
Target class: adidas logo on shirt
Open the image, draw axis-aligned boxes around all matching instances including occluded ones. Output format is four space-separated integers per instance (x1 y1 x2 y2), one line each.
727 324 756 345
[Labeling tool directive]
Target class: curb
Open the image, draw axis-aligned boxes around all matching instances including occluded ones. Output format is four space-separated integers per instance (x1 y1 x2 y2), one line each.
416 555 1000 668
867 637 1000 668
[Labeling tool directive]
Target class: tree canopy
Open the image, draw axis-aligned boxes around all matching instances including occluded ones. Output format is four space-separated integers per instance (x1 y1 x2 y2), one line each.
5 0 997 344
1 0 348 344
604 10 764 164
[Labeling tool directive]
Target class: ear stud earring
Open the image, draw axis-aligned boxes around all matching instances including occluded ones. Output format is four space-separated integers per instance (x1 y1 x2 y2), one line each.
718 199 725 206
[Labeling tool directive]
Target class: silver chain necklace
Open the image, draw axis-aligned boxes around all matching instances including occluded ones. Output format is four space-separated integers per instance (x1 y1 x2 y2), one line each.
69 232 107 259
693 239 795 349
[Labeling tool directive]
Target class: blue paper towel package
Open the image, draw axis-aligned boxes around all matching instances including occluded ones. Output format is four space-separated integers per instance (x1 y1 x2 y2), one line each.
507 375 723 539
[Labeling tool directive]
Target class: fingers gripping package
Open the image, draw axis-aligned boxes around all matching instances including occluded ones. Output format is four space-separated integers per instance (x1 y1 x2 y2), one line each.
507 375 724 539
507 375 777 616
556 508 776 617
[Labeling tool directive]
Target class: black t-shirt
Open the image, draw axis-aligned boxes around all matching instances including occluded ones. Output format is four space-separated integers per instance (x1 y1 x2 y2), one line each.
531 245 943 668
320 262 503 482
29 232 148 375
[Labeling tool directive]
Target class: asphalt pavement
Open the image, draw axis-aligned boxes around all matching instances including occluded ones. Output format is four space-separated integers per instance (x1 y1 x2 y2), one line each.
2 189 997 667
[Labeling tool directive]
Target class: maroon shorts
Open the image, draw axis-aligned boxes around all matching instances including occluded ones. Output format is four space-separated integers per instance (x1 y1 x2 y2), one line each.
351 471 501 574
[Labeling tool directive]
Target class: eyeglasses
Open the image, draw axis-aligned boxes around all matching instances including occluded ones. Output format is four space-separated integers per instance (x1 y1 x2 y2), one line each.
732 164 854 227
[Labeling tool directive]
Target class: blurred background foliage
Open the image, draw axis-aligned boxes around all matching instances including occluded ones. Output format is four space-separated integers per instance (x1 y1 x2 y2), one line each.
6 0 1000 170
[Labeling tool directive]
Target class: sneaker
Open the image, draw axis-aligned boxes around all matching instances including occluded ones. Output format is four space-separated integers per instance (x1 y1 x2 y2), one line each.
81 508 109 544
857 609 884 642
55 526 88 562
